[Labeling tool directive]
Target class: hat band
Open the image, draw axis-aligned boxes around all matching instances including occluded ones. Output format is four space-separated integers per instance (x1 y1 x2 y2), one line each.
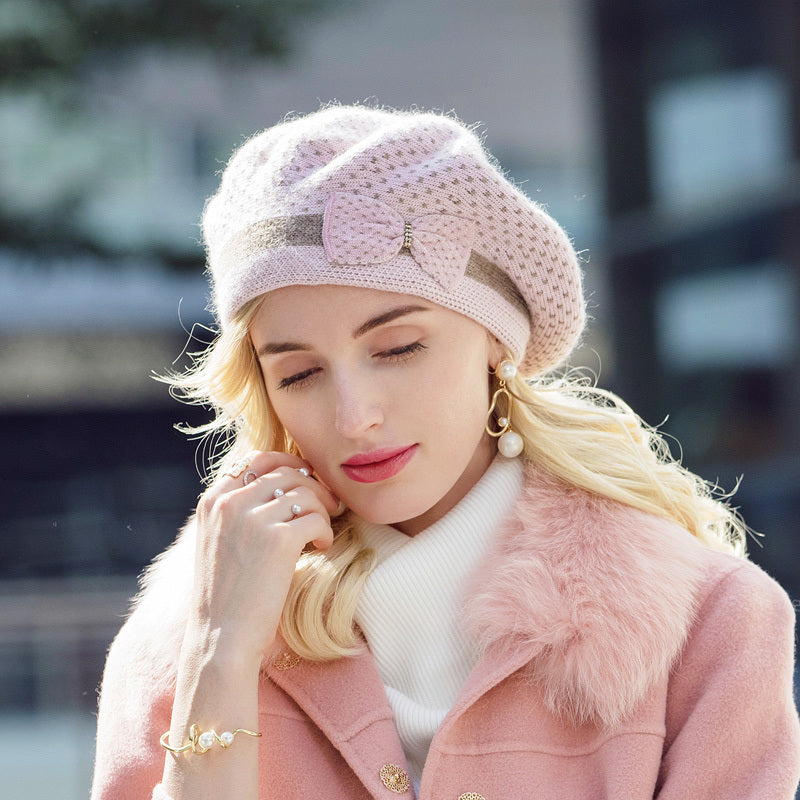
227 215 529 321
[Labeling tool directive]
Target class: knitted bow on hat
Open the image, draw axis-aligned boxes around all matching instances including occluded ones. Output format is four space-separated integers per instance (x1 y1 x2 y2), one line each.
322 192 477 290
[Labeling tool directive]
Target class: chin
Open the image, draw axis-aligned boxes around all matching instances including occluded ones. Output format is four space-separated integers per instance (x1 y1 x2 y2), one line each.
347 493 438 528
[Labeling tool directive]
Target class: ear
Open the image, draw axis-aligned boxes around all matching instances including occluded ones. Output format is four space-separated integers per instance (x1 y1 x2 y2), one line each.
487 335 508 371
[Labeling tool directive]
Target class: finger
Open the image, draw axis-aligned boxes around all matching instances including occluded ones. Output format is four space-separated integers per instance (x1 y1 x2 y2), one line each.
284 511 335 552
281 489 336 550
243 466 340 514
215 451 310 493
221 455 253 480
247 450 310 476
267 485 329 523
250 489 334 551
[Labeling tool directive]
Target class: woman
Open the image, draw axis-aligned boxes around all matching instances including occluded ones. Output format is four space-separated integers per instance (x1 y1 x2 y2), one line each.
91 105 800 800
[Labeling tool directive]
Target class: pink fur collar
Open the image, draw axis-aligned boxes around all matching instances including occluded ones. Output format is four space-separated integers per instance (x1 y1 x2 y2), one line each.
463 464 709 727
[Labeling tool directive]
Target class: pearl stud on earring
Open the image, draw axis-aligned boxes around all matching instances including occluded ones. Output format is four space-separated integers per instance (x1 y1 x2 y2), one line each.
497 360 517 382
485 359 524 458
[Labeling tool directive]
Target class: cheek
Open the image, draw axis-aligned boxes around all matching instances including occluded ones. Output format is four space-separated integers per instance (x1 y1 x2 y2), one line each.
277 403 319 445
429 354 491 434
264 386 319 453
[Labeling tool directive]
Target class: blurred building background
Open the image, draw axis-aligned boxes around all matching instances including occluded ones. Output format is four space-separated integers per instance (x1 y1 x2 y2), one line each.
0 0 797 797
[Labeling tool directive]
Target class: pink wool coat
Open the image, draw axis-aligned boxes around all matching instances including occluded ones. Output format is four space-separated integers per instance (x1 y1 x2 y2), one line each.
91 466 800 799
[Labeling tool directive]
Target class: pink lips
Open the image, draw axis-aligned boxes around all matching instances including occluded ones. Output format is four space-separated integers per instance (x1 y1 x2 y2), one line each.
341 445 418 483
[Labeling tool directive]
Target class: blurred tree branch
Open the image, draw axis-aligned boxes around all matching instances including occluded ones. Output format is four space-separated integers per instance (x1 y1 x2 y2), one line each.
0 0 345 265
2 0 333 84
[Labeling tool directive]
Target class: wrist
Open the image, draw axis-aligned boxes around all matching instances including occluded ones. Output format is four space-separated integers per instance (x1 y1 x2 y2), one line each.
180 621 267 680
170 634 261 743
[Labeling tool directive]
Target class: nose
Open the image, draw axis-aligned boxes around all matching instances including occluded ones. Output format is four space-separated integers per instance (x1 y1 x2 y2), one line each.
333 368 383 438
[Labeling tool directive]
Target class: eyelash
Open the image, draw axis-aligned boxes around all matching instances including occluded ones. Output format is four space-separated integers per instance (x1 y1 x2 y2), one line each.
277 368 319 391
276 341 427 391
380 340 427 362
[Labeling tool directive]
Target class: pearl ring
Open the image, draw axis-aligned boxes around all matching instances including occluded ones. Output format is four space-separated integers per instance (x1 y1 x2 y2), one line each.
273 488 285 499
290 504 302 518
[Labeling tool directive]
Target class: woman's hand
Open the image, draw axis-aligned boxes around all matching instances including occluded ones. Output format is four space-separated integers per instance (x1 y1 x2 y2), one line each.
187 450 341 669
162 451 339 799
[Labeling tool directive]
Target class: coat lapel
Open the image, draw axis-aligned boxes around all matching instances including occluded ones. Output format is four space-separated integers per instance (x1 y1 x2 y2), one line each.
263 638 413 797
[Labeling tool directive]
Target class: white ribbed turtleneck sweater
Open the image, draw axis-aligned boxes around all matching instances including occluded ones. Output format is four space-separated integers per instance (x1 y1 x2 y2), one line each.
353 457 524 788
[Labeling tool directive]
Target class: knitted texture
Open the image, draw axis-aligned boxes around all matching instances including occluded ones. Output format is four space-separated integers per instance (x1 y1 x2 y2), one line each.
203 105 585 376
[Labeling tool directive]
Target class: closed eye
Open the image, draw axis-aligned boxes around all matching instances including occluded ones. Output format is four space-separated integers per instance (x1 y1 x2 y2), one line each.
376 341 427 362
277 367 321 391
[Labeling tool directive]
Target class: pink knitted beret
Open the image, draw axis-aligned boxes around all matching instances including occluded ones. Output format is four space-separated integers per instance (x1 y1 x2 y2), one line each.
203 105 585 376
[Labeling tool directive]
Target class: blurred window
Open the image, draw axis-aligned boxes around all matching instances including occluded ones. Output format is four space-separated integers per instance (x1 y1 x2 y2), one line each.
656 261 796 369
648 69 791 210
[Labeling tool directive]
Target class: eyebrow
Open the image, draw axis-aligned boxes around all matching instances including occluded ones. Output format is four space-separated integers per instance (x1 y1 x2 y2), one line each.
352 304 429 338
256 304 430 357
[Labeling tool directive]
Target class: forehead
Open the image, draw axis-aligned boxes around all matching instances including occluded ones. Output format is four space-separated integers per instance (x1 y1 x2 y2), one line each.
250 285 440 334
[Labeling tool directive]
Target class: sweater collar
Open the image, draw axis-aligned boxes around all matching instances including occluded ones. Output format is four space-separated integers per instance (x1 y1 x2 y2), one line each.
352 456 523 768
352 455 523 564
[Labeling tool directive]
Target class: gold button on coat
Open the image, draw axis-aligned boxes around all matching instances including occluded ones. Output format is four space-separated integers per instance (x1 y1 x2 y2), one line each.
458 794 487 800
379 763 410 793
272 650 301 671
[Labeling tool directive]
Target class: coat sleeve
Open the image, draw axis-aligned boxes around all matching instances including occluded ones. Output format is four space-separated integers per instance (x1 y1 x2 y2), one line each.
89 602 180 800
657 559 800 799
91 522 197 800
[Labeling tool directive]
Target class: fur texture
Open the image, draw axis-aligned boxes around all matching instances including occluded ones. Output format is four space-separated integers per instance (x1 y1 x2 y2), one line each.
464 464 708 728
128 515 197 680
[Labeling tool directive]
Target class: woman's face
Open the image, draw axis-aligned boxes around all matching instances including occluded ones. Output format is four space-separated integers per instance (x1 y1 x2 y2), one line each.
250 285 500 535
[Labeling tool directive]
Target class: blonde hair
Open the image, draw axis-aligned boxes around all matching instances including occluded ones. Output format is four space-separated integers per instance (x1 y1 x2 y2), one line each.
165 299 747 661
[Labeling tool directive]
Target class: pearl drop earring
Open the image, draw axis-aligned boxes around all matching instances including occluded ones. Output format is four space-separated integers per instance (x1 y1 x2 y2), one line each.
485 359 524 458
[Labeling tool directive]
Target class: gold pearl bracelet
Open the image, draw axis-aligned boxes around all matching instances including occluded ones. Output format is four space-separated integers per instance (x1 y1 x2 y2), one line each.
160 723 262 754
